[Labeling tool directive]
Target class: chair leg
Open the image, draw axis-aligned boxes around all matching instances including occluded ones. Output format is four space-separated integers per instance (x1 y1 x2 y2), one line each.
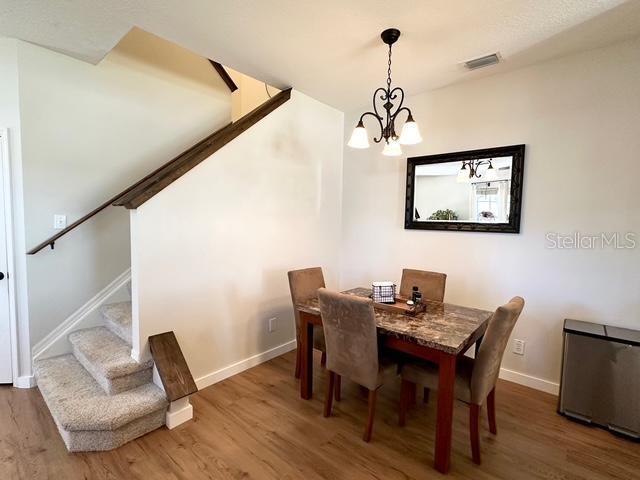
320 352 327 367
334 374 341 401
364 388 378 442
324 371 335 417
294 340 301 379
487 388 497 435
423 387 430 404
408 381 417 406
470 404 481 465
399 379 413 426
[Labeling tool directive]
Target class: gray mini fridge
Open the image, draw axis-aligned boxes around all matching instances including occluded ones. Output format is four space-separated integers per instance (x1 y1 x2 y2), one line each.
559 319 640 439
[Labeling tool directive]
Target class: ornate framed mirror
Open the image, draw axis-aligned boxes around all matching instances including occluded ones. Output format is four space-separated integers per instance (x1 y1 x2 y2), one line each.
405 145 525 233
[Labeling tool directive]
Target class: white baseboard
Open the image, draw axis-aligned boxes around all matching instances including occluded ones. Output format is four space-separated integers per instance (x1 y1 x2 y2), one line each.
131 348 142 363
499 367 559 395
14 374 35 389
166 397 193 429
195 339 297 390
32 269 131 361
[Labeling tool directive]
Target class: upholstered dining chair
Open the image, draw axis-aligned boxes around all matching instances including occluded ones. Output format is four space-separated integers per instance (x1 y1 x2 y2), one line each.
398 296 525 464
288 267 327 379
399 268 447 302
318 288 396 442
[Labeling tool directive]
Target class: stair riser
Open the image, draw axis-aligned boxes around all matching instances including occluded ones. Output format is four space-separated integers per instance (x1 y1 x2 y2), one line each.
105 319 132 345
57 408 166 452
72 344 152 395
100 302 133 346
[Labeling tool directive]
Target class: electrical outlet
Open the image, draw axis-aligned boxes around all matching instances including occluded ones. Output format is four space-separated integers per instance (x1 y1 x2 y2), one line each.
513 339 525 356
268 317 277 333
53 214 67 230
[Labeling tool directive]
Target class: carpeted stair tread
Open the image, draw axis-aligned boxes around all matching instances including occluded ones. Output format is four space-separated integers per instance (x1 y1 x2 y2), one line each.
69 327 152 380
101 301 132 344
34 354 167 432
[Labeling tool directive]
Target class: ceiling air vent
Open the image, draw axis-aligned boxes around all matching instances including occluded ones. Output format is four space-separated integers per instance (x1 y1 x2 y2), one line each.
464 53 501 70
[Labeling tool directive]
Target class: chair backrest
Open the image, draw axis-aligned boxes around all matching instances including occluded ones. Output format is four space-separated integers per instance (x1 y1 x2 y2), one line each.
318 288 380 390
399 269 447 302
287 267 325 334
470 296 525 405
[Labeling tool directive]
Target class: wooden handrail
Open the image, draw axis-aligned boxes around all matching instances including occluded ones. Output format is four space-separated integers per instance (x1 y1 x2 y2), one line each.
25 145 217 255
115 88 292 209
27 88 292 254
209 60 238 92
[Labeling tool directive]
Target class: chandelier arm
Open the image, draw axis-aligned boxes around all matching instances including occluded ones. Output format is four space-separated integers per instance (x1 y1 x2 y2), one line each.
385 87 406 139
392 106 412 124
372 87 388 119
358 111 385 143
474 159 491 177
371 87 392 141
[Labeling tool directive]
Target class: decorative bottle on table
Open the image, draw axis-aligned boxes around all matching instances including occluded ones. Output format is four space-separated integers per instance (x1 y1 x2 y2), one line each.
412 286 422 304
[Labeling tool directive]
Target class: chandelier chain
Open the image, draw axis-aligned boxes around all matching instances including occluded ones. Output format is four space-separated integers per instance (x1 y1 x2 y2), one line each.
387 44 393 92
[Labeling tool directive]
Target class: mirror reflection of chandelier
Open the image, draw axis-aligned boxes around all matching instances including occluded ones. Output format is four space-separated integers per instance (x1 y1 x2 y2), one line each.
347 28 422 156
456 159 498 183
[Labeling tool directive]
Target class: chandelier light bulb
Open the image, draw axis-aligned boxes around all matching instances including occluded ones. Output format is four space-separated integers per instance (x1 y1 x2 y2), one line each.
399 114 423 145
347 121 370 149
456 164 470 183
483 161 498 181
382 139 402 157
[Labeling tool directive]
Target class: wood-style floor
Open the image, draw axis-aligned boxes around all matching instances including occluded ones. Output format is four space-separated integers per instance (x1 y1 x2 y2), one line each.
1 350 638 479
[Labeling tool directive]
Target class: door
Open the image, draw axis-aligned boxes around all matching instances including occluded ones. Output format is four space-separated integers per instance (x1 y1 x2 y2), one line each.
0 132 12 383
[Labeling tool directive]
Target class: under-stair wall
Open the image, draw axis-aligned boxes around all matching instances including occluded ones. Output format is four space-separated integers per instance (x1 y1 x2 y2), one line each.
129 90 344 387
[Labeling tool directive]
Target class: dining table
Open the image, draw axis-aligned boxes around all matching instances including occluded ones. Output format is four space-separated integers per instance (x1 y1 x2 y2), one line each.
296 287 493 474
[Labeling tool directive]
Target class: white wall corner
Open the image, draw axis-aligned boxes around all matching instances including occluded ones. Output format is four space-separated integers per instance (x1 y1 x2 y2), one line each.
166 396 193 429
129 208 145 363
31 268 131 361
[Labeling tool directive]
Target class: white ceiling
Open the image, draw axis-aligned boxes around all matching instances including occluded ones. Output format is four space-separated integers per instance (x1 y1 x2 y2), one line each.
2 0 640 111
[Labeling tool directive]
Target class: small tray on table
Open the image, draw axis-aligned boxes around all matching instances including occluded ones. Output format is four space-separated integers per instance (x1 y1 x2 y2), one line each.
371 296 426 317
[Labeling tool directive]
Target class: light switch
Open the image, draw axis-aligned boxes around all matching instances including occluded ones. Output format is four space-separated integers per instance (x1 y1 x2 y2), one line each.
53 214 67 230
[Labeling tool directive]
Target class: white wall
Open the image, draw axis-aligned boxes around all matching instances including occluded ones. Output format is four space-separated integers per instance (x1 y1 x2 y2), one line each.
341 37 640 390
131 90 344 383
227 67 281 121
414 175 470 220
17 28 232 348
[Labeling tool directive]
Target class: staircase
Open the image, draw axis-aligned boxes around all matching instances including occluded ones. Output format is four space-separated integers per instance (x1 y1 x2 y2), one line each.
28 88 294 452
34 296 168 452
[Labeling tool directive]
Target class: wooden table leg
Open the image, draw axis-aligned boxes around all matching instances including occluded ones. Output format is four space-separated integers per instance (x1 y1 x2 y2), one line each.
435 353 457 474
299 312 315 399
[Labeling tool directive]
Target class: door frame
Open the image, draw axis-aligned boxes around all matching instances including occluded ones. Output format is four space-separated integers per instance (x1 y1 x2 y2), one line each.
0 128 21 385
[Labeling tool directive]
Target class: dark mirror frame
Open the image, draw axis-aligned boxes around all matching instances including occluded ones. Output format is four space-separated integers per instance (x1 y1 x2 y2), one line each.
404 144 525 233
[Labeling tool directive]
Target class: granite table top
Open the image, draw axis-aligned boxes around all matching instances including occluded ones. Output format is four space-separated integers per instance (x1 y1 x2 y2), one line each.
297 288 493 355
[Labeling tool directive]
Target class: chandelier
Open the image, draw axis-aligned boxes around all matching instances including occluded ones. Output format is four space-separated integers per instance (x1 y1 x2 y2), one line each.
347 28 422 156
456 159 498 183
